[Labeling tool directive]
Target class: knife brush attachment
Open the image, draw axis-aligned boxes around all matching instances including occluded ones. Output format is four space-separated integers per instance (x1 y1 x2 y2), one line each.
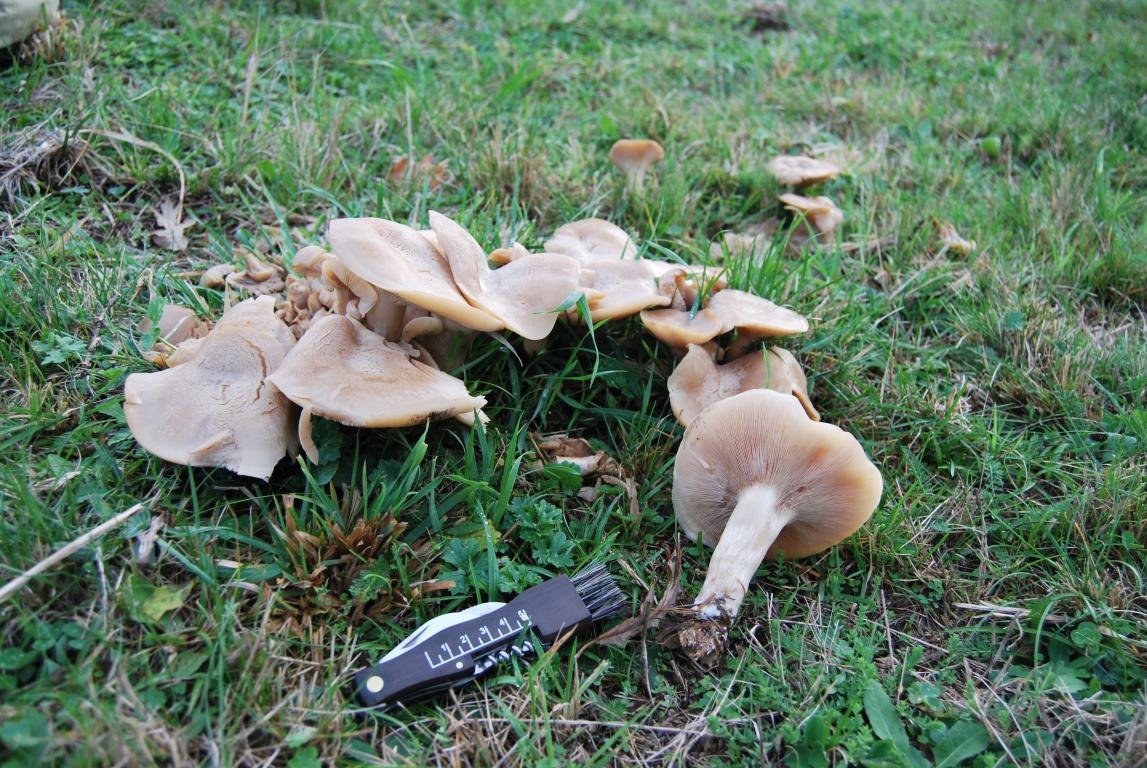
354 563 626 709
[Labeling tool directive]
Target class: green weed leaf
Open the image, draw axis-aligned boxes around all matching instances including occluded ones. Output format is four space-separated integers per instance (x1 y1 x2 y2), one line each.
932 720 989 768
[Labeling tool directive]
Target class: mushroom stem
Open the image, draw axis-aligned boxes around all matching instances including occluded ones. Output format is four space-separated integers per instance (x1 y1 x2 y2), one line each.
693 484 794 619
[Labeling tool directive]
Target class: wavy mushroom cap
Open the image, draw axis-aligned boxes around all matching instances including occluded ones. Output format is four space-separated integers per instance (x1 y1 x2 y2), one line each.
766 155 843 187
779 193 844 238
428 211 580 340
327 217 503 332
673 389 882 560
124 298 297 480
266 314 487 429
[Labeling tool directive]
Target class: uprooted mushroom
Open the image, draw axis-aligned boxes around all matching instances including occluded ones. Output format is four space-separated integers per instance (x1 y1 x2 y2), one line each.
670 389 883 663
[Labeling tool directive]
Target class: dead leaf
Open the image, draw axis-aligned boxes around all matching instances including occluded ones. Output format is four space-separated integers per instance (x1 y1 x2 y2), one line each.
744 3 790 34
388 154 450 190
151 198 193 252
587 547 683 648
936 220 977 255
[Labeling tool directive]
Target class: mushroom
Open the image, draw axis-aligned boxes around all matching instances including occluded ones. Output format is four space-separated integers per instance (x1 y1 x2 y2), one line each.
199 263 235 289
139 304 210 364
428 211 581 340
545 218 638 263
667 344 820 426
705 288 809 358
0 0 60 48
572 259 672 322
766 156 842 187
124 297 297 480
327 217 504 333
672 389 883 660
608 139 665 195
225 251 285 295
779 193 844 240
639 308 726 349
266 314 488 462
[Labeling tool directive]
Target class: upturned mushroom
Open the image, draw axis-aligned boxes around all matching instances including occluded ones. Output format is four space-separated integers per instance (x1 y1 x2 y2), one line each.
672 389 882 661
427 211 581 340
608 139 665 195
327 217 504 332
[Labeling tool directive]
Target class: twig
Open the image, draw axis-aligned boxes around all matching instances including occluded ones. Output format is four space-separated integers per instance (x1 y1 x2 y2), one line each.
0 503 146 606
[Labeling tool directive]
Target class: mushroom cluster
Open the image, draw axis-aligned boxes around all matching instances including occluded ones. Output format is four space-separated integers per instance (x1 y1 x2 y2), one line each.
124 211 732 479
123 140 882 672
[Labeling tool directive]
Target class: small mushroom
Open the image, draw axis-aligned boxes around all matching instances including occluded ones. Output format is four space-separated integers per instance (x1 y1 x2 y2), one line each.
705 288 809 358
766 156 842 187
672 389 882 660
199 263 235 289
266 314 488 457
225 251 285 295
608 139 665 195
779 193 844 240
639 308 726 349
139 304 210 364
667 344 820 426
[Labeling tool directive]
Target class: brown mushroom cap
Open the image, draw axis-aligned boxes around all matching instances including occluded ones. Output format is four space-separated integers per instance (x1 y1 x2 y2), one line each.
668 344 820 426
779 193 844 238
609 139 665 193
124 297 297 480
705 288 810 342
639 308 726 348
673 389 882 617
766 155 843 187
327 217 503 332
266 314 487 430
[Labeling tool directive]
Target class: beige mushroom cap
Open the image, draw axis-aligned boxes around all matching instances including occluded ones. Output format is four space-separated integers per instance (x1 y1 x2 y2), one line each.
574 259 672 321
779 193 844 238
609 139 665 193
668 344 820 426
327 217 503 332
428 211 581 340
673 389 882 617
266 314 487 430
767 156 843 187
639 308 726 348
544 218 638 263
124 298 298 480
705 288 809 341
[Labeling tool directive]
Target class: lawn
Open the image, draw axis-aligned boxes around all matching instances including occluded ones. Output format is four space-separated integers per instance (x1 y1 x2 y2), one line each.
1 0 1145 765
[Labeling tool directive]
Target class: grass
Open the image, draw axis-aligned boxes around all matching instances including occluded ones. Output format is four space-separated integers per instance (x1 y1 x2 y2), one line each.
1 0 1145 765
